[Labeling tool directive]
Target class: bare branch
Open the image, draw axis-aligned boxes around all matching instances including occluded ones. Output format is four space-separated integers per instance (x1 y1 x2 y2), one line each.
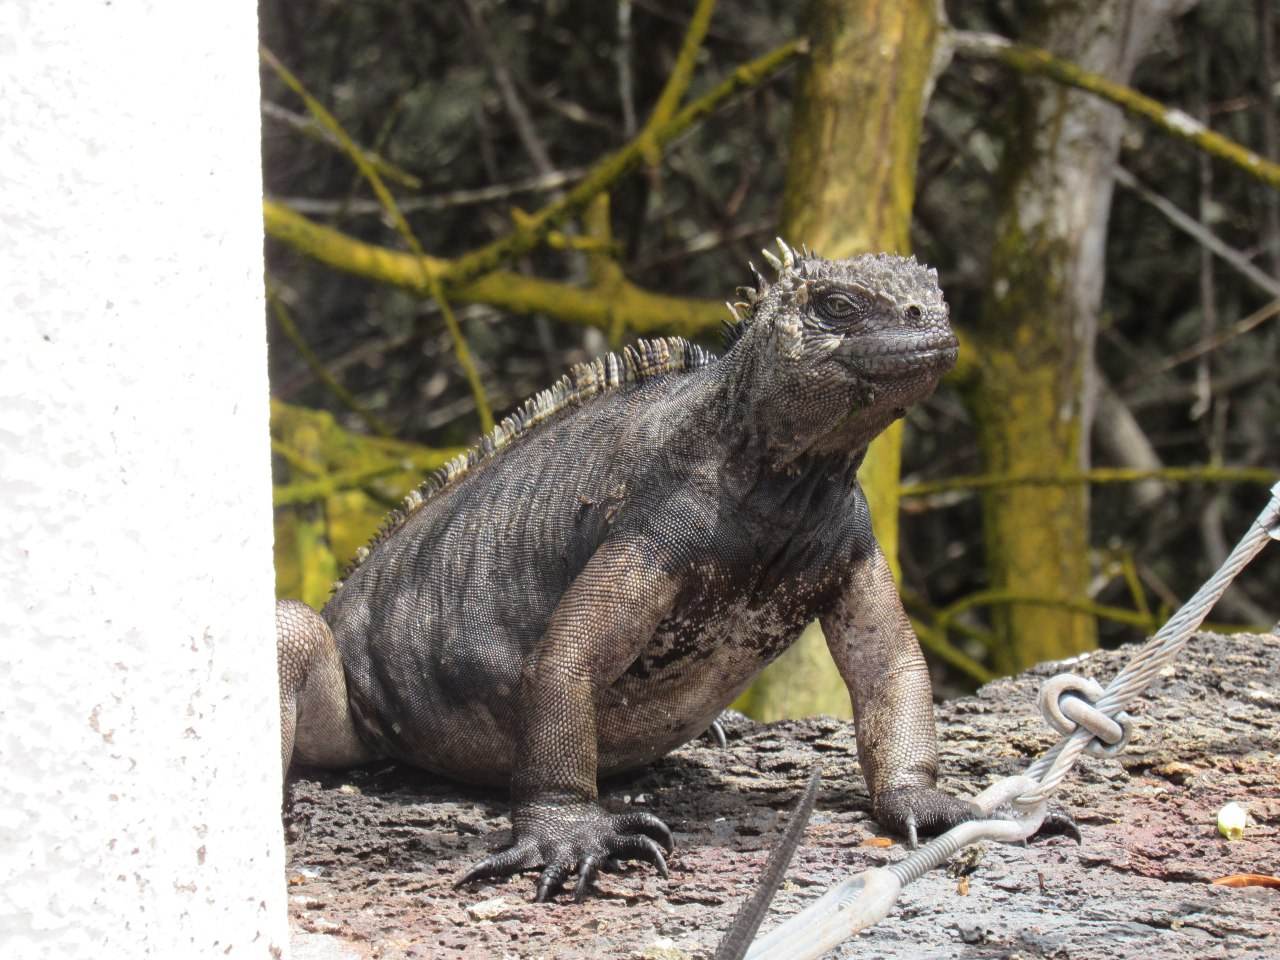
269 169 588 217
261 45 495 432
267 284 393 438
1258 0 1280 275
458 0 557 180
1112 166 1280 299
1191 31 1217 423
1094 376 1165 511
950 30 1280 190
616 1 638 138
262 201 724 338
261 101 422 191
1120 295 1280 391
440 37 807 288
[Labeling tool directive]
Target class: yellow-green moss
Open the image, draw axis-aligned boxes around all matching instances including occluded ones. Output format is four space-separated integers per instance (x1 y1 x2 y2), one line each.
271 401 461 608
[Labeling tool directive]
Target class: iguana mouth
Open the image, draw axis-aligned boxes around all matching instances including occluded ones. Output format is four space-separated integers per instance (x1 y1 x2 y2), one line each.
849 334 958 378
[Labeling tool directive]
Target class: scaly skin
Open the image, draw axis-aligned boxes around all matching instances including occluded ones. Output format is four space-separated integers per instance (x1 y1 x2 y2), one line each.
276 241 974 901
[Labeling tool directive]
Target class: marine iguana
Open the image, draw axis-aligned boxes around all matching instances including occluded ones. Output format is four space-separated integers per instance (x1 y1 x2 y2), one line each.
276 239 976 902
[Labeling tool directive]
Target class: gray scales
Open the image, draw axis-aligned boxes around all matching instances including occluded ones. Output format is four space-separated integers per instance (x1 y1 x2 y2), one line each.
276 240 975 902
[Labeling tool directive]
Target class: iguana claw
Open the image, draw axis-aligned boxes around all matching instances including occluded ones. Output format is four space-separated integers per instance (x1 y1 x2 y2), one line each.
1032 804 1081 843
702 718 728 749
875 787 1079 848
455 800 673 902
874 786 982 848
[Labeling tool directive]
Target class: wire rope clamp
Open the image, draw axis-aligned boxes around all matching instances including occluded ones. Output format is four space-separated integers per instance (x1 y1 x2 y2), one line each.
1038 674 1133 758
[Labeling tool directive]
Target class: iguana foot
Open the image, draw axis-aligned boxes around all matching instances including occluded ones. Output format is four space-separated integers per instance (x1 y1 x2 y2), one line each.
456 799 673 902
875 786 981 848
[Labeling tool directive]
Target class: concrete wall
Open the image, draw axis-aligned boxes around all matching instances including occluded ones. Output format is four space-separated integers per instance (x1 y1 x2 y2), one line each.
0 2 287 957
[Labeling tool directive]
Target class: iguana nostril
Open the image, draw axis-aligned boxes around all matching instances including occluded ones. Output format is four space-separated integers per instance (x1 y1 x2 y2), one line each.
905 304 923 322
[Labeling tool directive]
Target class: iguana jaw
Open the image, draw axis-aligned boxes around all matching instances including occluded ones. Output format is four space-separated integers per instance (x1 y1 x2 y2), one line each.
838 333 958 381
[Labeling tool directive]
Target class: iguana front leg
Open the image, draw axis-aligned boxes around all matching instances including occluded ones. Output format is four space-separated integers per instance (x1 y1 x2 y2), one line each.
458 535 680 902
821 540 979 846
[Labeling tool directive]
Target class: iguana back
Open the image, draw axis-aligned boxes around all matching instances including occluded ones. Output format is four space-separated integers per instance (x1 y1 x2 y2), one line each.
325 338 725 780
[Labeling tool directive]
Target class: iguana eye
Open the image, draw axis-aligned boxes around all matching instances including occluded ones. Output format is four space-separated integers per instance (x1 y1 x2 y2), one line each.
816 291 858 323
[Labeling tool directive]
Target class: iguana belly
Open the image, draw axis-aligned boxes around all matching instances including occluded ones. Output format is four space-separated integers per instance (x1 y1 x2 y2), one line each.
597 588 832 773
344 575 837 785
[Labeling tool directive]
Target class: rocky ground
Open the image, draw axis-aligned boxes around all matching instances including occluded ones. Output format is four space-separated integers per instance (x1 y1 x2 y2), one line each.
286 631 1280 959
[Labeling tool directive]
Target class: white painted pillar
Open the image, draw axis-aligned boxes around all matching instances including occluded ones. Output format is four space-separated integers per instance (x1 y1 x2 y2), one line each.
0 2 286 957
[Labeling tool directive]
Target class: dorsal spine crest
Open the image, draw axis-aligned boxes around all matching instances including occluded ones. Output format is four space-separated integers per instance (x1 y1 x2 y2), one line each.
336 336 713 586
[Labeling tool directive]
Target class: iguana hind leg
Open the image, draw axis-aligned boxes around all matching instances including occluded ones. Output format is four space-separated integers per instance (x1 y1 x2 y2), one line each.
277 598 374 774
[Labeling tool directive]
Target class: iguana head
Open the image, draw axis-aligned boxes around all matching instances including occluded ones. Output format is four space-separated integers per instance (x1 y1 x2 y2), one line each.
723 239 957 462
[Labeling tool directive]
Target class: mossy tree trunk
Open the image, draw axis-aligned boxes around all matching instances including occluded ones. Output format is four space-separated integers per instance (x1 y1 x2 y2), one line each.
963 0 1194 673
737 0 940 721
